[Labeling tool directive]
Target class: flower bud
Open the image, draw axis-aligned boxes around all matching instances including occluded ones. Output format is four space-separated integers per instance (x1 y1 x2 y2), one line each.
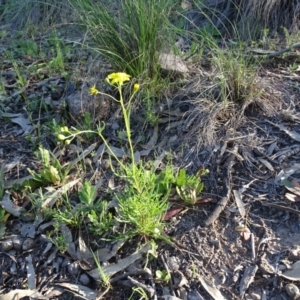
133 83 139 92
60 126 69 133
57 134 66 141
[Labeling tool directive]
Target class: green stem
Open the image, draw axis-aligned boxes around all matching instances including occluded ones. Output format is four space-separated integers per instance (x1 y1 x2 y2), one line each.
118 86 135 168
118 85 140 191
97 131 126 171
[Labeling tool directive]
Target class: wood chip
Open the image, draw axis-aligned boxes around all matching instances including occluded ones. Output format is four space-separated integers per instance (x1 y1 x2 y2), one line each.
239 265 258 298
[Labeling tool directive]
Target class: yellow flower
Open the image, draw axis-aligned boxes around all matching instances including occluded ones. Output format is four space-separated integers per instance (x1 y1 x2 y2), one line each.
133 83 139 92
106 72 131 86
89 84 100 95
57 134 66 141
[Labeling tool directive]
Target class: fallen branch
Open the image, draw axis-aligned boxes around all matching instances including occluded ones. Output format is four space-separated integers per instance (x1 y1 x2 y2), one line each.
248 43 300 58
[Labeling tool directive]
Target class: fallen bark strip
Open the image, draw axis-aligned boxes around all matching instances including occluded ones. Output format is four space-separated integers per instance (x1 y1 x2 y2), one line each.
205 146 237 226
248 43 300 58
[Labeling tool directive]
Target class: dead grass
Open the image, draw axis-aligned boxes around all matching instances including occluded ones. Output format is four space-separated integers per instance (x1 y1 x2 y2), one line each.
240 0 300 35
0 0 74 29
176 75 279 149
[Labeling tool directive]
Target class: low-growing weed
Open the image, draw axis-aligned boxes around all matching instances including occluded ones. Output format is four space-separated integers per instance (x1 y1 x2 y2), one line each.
155 269 171 283
0 165 4 199
53 72 207 242
47 31 70 73
47 226 70 254
176 168 208 205
27 146 71 186
0 207 10 239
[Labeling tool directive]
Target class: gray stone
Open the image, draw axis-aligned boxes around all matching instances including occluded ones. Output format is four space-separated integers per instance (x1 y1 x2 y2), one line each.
66 90 110 120
158 53 188 78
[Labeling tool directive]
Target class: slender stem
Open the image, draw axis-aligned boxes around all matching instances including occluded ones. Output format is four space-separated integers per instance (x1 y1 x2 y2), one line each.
118 86 135 168
118 85 141 191
98 131 126 171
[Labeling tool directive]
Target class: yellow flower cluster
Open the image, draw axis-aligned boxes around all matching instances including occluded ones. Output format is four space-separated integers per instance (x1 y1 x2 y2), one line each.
57 126 71 145
106 72 131 86
89 72 139 96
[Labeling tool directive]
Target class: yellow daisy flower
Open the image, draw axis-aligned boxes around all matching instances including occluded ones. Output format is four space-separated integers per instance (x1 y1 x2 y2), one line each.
106 72 131 86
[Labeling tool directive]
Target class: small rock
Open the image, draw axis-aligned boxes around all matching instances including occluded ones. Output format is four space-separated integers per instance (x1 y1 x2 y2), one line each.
12 236 24 250
286 283 300 299
79 273 90 285
158 52 188 78
168 256 179 272
22 238 35 251
68 261 80 276
66 89 110 120
1 239 13 251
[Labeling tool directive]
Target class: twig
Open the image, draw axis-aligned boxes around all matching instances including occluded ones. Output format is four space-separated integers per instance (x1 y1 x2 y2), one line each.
251 233 256 260
205 146 237 225
248 42 300 58
161 254 176 297
127 276 155 298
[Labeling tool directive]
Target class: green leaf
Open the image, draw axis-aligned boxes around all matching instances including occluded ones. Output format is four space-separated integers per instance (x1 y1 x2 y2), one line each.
79 181 96 205
155 269 170 282
0 165 4 199
38 146 50 167
40 166 61 185
176 169 187 187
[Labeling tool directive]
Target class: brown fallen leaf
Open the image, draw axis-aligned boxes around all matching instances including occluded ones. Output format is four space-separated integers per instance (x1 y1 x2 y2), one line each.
164 204 185 221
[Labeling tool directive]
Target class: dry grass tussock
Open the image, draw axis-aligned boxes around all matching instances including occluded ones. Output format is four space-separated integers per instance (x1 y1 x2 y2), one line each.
240 0 300 34
192 0 300 37
181 90 279 149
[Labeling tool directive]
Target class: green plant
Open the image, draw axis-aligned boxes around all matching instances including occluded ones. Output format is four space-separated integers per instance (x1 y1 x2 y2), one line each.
78 181 114 234
27 146 71 185
9 55 27 88
116 166 170 239
155 269 171 283
19 38 40 57
48 32 66 72
0 165 4 199
47 226 70 253
0 207 10 239
282 26 300 48
88 203 114 236
70 0 173 80
175 168 208 205
129 287 148 300
92 249 111 288
27 188 49 217
212 45 260 102
89 74 175 240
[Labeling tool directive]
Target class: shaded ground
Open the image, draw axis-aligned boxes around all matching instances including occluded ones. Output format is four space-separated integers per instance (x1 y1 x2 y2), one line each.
1 20 300 300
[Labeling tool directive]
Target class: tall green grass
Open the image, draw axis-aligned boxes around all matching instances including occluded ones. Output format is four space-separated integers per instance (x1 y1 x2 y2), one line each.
70 0 175 80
